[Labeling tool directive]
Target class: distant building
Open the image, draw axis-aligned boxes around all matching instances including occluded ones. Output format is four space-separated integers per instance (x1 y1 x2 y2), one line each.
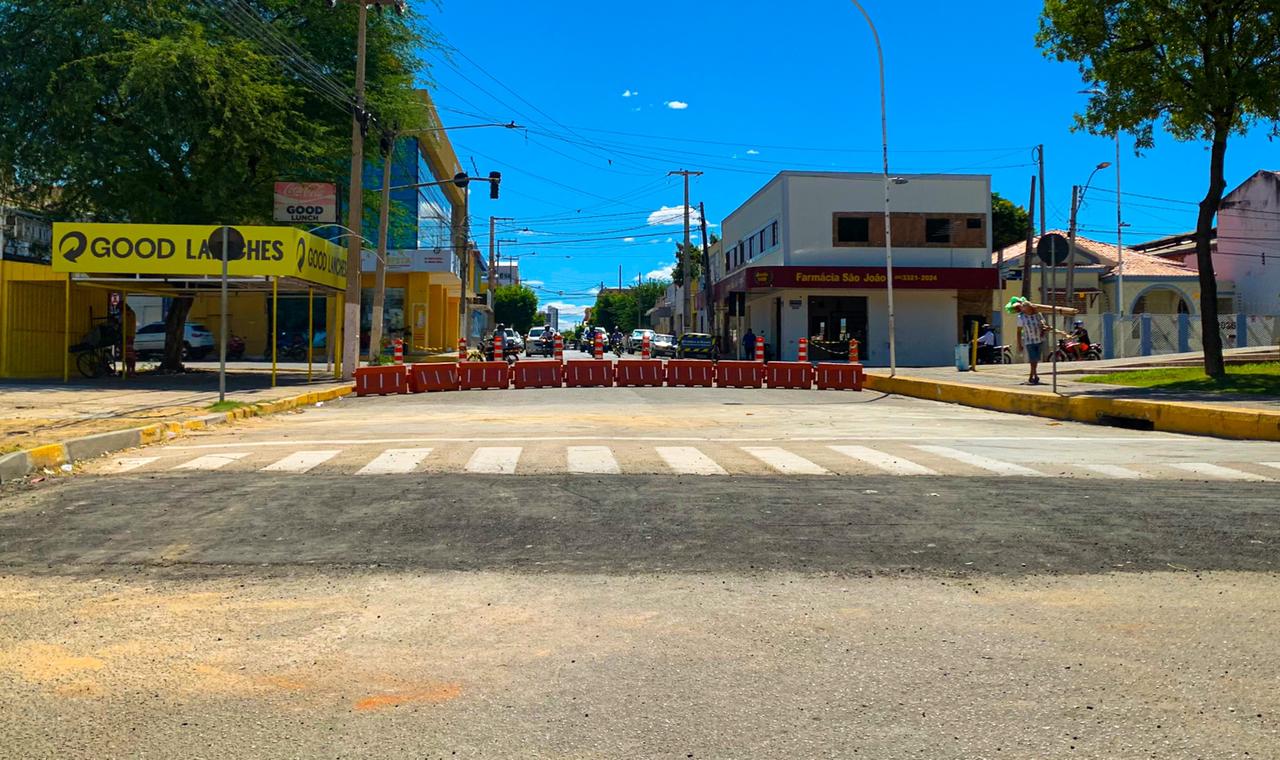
495 262 520 288
545 306 559 332
1216 170 1280 315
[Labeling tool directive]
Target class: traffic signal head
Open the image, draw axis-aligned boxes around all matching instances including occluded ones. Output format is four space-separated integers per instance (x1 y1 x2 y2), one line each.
489 171 502 199
452 172 469 189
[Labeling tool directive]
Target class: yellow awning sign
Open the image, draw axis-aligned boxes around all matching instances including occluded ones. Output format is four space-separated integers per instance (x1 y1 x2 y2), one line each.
51 223 348 290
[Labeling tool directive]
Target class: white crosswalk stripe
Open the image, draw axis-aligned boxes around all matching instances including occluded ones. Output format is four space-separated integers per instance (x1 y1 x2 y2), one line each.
1260 462 1280 473
466 446 522 475
109 457 160 473
829 445 937 476
741 446 829 475
655 446 728 476
356 448 433 475
173 452 249 471
911 445 1046 477
260 450 340 473
1085 464 1147 480
566 446 621 475
1167 462 1273 482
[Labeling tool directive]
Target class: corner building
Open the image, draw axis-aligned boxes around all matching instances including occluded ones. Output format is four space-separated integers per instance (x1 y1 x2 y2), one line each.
710 172 997 365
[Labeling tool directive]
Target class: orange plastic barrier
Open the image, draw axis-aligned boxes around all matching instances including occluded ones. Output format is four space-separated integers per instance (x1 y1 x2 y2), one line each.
458 361 511 391
354 365 409 396
408 362 459 393
815 362 865 391
564 359 613 388
716 360 765 389
615 359 665 387
513 360 564 389
666 359 715 387
765 361 814 390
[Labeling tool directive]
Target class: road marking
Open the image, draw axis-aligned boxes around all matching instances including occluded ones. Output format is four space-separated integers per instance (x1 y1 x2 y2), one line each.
566 446 621 475
260 450 341 473
655 446 728 476
356 448 433 475
1167 463 1273 482
173 452 249 471
1260 462 1280 473
828 445 937 476
741 447 829 475
911 445 1047 477
1086 464 1147 480
466 447 522 475
109 457 160 473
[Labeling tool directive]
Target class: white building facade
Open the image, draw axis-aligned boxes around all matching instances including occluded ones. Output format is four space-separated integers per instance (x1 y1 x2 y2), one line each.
1217 170 1280 315
711 172 996 365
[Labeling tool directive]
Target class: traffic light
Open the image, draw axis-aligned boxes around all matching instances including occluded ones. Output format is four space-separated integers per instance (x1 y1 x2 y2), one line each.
489 171 502 199
452 172 469 188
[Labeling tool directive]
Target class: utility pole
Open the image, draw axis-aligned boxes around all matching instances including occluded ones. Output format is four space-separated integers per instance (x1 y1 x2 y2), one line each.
368 132 393 363
668 170 702 335
1022 176 1036 300
1036 144 1047 306
699 201 710 335
340 0 370 380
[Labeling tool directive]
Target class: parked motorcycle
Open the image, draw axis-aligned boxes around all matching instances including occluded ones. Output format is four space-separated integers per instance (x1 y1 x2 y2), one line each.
976 344 1014 365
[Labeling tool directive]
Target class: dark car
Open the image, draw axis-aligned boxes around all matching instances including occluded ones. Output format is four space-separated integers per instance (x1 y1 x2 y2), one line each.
676 332 715 359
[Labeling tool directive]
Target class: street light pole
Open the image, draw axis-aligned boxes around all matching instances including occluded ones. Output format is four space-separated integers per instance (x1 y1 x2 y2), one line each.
849 0 895 375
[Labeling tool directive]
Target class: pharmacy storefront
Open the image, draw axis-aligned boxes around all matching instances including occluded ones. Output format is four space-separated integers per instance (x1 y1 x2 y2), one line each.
715 265 998 365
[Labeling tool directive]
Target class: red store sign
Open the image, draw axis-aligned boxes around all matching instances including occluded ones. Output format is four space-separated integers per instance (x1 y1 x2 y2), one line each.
716 266 997 299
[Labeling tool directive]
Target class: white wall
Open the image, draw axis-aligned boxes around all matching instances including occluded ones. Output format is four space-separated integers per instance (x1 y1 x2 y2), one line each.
720 178 784 275
785 173 990 268
1217 172 1280 314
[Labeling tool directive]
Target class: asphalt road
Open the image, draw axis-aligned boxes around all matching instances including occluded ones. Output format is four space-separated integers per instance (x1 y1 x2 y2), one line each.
1 387 1277 759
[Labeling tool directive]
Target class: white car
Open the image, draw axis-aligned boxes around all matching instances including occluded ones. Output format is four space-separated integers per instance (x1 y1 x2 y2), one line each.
628 329 655 353
134 322 215 359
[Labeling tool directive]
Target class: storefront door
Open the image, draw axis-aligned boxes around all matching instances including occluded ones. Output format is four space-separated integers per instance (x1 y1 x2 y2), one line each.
808 296 867 360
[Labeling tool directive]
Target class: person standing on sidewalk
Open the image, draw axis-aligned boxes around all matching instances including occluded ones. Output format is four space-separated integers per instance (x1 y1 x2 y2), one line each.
1009 297 1048 385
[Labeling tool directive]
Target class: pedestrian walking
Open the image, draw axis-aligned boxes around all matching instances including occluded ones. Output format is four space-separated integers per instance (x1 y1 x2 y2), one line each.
1007 297 1048 385
742 328 756 360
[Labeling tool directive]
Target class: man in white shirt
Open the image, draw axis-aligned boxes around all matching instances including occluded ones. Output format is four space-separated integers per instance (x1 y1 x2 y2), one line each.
1011 298 1048 385
977 323 996 364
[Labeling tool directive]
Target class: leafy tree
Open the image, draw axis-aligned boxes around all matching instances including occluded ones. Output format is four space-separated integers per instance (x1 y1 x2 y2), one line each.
670 243 703 287
991 193 1030 251
591 291 638 332
0 0 429 370
531 312 546 327
493 285 538 334
1038 0 1280 378
634 280 670 328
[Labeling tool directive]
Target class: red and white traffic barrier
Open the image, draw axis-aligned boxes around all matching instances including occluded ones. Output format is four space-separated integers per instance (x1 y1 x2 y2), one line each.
494 332 504 360
458 337 467 361
593 332 604 359
641 333 651 359
554 333 564 362
849 338 860 363
797 337 808 363
393 338 404 365
755 335 765 362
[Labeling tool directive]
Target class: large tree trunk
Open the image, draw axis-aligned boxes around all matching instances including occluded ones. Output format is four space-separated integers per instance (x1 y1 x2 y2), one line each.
1195 133 1229 378
160 296 193 373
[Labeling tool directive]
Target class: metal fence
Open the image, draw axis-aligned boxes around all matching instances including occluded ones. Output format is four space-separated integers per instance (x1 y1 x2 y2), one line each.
999 312 1279 361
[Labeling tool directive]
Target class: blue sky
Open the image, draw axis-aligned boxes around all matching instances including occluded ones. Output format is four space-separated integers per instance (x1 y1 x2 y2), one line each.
420 0 1277 324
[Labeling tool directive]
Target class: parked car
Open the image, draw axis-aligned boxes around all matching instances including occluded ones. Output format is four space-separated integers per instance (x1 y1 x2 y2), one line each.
628 329 656 353
134 321 214 359
526 327 556 357
503 327 524 352
676 332 715 359
652 333 676 358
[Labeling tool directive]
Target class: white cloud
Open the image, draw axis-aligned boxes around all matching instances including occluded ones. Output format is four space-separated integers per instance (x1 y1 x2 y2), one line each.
664 100 689 110
746 149 760 155
665 237 674 243
623 237 635 242
524 279 544 288
644 262 675 281
622 89 638 97
545 301 589 318
646 204 704 227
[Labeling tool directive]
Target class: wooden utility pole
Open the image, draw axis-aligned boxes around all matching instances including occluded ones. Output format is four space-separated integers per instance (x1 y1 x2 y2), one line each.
699 201 710 334
1022 176 1036 299
368 133 393 363
668 170 702 335
340 0 369 380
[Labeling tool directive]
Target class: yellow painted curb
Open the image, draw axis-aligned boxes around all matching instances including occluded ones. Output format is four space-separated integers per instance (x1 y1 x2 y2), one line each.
26 444 67 469
865 373 1280 441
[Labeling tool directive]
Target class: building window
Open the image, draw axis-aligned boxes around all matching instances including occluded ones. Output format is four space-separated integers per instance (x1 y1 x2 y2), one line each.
725 250 731 271
771 221 778 247
966 217 983 229
758 229 766 253
835 216 870 243
748 237 754 258
925 218 952 243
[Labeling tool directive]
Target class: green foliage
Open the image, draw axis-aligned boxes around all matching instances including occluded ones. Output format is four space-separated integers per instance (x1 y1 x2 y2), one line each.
531 312 546 327
591 291 639 332
1079 363 1280 395
634 280 670 327
991 193 1030 251
670 243 703 287
493 285 539 334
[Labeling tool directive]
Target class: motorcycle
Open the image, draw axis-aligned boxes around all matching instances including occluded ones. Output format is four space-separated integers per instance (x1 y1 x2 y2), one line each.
1050 337 1101 362
483 336 520 366
610 338 624 358
976 344 1014 365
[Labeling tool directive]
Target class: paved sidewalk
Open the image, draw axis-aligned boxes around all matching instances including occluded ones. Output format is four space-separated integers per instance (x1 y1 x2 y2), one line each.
1 364 350 454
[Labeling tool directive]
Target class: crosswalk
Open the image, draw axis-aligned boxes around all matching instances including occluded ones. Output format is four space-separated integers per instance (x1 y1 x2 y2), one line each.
97 442 1280 482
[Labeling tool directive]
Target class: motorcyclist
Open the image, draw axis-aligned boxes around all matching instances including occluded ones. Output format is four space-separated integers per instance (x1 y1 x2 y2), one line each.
609 326 623 349
1070 319 1091 348
977 323 996 364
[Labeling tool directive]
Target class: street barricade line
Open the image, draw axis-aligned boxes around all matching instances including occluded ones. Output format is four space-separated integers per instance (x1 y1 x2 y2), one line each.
666 359 715 387
409 362 459 393
614 359 665 388
564 359 613 388
716 360 765 389
765 361 814 390
814 362 865 391
354 365 409 396
513 360 564 389
458 361 511 391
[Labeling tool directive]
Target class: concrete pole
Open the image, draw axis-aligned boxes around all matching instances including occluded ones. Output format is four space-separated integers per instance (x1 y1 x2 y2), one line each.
219 226 227 402
341 0 368 380
369 138 393 363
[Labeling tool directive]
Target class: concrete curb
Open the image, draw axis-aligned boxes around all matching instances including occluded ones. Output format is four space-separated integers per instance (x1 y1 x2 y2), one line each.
0 385 353 483
864 373 1280 442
